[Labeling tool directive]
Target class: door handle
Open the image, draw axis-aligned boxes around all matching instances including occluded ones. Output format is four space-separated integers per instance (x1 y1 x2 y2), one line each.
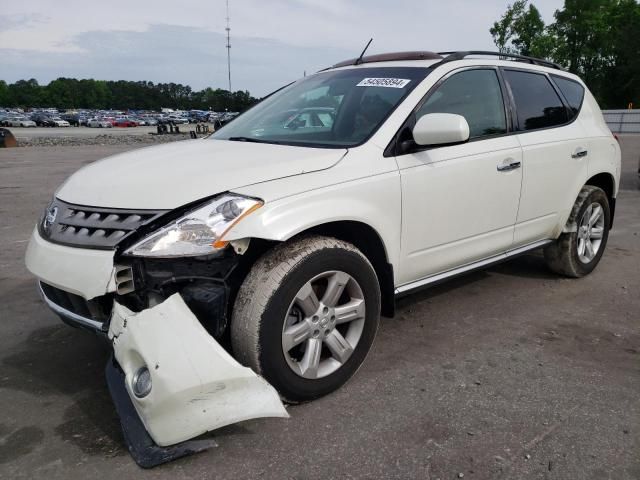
572 148 588 158
497 160 522 172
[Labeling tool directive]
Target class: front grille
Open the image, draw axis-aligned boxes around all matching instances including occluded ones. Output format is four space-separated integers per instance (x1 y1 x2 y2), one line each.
40 282 113 326
40 198 167 249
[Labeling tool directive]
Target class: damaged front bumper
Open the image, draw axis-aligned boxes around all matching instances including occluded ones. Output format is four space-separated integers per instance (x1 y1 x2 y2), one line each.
108 294 288 467
26 229 288 468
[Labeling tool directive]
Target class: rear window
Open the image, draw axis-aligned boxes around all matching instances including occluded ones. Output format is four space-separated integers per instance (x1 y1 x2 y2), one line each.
504 70 568 131
551 75 585 119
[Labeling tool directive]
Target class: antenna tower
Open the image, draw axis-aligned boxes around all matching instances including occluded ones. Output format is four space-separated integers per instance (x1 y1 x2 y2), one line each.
225 0 232 92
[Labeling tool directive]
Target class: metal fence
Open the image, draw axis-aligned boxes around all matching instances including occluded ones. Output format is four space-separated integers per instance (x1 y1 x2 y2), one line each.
602 109 640 134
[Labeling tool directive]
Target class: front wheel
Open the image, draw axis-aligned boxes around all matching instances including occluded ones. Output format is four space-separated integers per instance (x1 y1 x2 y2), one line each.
544 185 611 278
231 236 381 403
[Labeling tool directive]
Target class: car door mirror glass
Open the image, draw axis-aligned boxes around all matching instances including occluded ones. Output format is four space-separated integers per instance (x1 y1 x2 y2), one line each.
412 113 470 146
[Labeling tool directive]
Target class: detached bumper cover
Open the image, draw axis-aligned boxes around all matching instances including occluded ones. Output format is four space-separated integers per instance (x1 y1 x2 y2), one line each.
108 294 288 463
106 359 217 468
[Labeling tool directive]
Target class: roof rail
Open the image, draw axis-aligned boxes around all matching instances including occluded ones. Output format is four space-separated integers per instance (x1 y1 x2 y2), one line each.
331 51 443 69
436 51 563 70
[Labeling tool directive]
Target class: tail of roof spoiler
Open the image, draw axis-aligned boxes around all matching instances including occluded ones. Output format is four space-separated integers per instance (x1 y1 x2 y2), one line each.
331 51 443 69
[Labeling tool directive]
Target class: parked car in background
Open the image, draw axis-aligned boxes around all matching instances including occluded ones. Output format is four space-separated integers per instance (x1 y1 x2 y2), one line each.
87 118 113 128
61 114 81 127
214 112 240 129
113 118 138 127
41 118 59 127
167 115 189 124
31 113 54 126
6 116 36 127
50 117 71 127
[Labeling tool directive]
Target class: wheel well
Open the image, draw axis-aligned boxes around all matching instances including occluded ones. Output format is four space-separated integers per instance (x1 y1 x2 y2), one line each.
585 172 616 227
302 221 396 318
585 172 614 202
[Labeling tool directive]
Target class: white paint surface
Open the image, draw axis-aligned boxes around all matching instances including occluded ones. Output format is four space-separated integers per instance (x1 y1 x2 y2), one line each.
25 227 116 299
109 294 289 447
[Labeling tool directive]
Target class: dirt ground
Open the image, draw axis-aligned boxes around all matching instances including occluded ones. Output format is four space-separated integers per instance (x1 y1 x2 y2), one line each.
0 137 638 479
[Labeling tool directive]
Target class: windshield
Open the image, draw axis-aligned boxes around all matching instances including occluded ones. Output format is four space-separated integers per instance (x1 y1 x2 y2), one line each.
212 67 429 148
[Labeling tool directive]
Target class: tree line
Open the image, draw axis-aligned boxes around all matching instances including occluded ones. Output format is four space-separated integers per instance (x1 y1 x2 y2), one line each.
0 78 258 112
3 2 637 112
491 0 640 108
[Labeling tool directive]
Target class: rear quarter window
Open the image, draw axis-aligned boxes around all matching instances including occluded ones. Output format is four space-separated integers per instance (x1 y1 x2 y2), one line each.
551 75 585 120
504 69 568 131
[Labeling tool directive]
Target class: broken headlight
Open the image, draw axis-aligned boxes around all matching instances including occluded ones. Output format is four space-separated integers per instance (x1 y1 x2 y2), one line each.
124 194 263 257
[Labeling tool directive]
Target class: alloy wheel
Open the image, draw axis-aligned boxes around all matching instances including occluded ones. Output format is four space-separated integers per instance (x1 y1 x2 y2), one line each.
577 202 605 263
282 271 366 379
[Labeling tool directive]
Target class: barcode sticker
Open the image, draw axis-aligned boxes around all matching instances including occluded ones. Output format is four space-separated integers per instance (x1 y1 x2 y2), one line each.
356 78 411 88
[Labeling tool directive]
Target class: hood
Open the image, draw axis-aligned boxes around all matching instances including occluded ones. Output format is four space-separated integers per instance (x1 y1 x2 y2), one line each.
56 139 347 209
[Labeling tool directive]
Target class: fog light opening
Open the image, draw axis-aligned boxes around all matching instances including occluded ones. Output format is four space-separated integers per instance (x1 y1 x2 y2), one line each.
132 366 152 398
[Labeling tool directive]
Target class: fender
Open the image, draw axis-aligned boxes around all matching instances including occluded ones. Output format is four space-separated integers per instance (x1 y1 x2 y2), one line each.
227 170 403 278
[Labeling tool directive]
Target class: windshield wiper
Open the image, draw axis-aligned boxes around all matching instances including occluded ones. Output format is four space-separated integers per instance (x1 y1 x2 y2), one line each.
227 136 279 144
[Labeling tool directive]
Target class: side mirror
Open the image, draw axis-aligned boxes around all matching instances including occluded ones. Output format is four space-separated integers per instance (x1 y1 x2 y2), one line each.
412 113 470 146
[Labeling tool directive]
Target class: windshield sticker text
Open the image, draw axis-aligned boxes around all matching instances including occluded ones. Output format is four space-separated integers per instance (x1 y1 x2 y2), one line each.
356 78 411 88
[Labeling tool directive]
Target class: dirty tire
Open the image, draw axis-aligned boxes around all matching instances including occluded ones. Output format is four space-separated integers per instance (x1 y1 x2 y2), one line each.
231 235 381 403
544 186 610 278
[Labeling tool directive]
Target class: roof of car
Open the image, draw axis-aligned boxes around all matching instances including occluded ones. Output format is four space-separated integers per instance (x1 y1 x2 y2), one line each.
327 50 564 72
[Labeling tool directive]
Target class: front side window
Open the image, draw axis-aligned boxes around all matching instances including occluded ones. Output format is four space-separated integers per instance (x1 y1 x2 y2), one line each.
212 67 429 148
504 70 568 131
416 69 507 138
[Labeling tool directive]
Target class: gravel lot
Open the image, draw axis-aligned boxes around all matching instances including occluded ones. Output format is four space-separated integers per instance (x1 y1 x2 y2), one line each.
0 137 638 479
12 126 161 138
7 125 206 147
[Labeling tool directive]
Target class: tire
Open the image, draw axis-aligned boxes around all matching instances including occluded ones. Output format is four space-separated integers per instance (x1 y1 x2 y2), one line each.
544 185 610 278
231 235 381 403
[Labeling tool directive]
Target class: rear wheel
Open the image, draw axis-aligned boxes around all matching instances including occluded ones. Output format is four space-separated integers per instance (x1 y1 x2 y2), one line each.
231 236 381 403
544 185 610 277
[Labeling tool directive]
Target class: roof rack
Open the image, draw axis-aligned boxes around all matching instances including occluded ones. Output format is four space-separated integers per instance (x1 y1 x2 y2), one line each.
437 51 563 70
331 51 443 69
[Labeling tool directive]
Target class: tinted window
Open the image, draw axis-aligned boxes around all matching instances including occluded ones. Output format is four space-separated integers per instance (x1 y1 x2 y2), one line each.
416 69 506 138
552 75 585 119
504 70 568 131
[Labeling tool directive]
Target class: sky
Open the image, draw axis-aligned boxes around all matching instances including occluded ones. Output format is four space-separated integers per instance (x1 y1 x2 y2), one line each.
0 0 564 97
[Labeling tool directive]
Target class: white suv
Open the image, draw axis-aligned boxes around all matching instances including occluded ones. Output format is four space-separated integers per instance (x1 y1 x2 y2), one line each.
25 51 620 465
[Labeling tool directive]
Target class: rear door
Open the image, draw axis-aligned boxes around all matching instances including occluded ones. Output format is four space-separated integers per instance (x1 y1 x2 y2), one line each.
502 68 590 247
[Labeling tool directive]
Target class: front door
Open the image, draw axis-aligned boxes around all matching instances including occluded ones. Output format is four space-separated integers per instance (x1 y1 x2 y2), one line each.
396 68 523 286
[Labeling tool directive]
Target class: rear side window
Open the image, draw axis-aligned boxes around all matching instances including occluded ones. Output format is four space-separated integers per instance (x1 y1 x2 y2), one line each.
551 75 585 119
416 69 507 138
504 70 568 131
